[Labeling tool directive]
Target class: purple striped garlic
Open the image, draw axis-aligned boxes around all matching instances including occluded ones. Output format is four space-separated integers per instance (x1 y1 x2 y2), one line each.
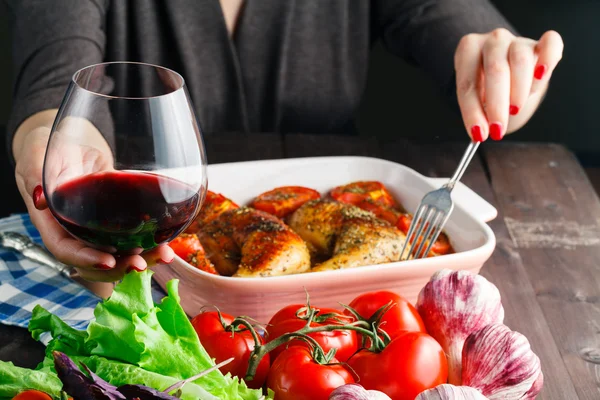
415 384 488 399
329 384 392 399
462 323 543 399
416 269 505 385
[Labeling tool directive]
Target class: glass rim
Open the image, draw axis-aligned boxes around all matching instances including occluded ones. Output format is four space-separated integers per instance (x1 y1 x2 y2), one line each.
71 61 186 100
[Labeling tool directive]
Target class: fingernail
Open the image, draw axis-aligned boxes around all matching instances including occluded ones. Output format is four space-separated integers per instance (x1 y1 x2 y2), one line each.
33 185 43 209
489 122 504 141
94 263 113 270
534 64 547 80
157 257 174 265
470 125 484 142
509 105 520 116
127 265 145 272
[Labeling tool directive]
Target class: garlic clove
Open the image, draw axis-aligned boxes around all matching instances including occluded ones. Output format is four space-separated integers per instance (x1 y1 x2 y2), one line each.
416 269 505 385
521 370 544 399
329 383 392 400
415 384 488 399
462 323 542 400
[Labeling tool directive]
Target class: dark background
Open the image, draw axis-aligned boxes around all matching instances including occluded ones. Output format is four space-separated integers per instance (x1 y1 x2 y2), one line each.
0 1 598 215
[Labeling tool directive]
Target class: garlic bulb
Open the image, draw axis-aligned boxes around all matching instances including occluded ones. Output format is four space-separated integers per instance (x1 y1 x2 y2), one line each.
415 384 488 399
462 324 542 399
522 370 544 399
416 269 504 384
329 384 392 400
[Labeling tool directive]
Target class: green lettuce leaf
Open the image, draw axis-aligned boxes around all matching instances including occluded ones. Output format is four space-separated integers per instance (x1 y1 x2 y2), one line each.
0 360 62 399
92 356 219 400
1 270 269 400
86 270 226 390
29 306 89 355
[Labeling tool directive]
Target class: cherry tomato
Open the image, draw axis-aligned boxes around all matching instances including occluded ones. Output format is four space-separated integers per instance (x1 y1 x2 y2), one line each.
11 391 52 400
347 331 448 400
266 304 358 363
186 191 239 232
190 311 270 389
330 181 398 209
169 233 204 261
250 186 321 218
345 291 426 342
396 214 453 256
267 346 354 400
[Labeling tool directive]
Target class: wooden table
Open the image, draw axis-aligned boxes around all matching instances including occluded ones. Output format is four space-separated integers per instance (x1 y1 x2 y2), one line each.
1 133 599 399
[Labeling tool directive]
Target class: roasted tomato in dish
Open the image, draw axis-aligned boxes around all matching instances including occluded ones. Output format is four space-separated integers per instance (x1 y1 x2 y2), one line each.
266 304 359 363
396 214 453 256
267 346 354 400
354 197 400 225
188 249 219 275
186 191 239 233
250 186 321 218
345 291 426 342
11 391 52 400
191 311 270 389
347 331 448 400
330 181 398 209
169 233 203 261
169 233 219 275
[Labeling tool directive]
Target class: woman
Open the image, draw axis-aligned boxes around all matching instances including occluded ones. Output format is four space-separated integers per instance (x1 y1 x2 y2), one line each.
5 0 563 281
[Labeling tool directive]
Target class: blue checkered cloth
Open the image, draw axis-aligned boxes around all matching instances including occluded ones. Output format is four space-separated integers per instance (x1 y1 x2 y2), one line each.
0 213 166 343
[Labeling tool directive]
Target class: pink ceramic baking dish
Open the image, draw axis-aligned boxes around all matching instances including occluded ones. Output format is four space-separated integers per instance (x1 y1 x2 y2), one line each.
153 156 497 321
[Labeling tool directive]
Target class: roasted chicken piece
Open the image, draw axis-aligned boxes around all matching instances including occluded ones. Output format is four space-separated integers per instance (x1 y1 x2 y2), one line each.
198 207 311 277
288 199 409 271
186 190 239 234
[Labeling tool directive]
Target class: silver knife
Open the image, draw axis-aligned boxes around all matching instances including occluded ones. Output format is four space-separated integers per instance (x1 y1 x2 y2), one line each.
0 231 75 278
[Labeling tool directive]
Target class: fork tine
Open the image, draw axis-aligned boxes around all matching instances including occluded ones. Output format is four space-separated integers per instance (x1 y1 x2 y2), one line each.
421 212 449 257
412 209 443 259
408 206 436 259
399 204 427 260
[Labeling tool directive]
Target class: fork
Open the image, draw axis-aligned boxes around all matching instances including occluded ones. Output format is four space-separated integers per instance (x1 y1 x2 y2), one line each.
0 231 74 278
399 140 480 260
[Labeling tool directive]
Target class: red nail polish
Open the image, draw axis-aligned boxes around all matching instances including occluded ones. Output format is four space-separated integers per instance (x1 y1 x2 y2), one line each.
157 257 175 265
127 265 145 272
509 105 520 116
471 125 484 142
33 185 43 209
534 64 547 80
94 263 113 270
489 122 504 141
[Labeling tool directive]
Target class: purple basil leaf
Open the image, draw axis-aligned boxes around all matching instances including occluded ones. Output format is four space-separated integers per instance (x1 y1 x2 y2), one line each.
52 351 126 400
118 384 180 399
81 362 127 394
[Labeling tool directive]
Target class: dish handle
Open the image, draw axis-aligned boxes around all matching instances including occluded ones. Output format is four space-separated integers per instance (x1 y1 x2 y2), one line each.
426 178 498 223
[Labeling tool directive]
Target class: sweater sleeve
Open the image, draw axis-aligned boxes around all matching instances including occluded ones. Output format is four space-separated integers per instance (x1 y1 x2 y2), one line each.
4 0 108 161
373 0 517 101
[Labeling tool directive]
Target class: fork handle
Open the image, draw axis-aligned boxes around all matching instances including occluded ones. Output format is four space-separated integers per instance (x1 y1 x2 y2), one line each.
444 140 480 191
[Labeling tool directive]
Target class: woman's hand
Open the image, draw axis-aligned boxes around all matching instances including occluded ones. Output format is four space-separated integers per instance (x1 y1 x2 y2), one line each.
13 116 174 282
454 29 564 142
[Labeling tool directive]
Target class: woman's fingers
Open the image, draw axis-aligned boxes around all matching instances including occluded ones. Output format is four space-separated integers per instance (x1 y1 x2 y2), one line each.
455 33 488 142
482 28 513 140
152 244 175 265
531 30 564 93
32 209 117 269
508 38 536 117
76 263 130 282
15 128 51 210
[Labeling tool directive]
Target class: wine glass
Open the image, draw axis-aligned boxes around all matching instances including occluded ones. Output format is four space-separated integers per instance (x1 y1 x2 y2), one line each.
43 62 207 256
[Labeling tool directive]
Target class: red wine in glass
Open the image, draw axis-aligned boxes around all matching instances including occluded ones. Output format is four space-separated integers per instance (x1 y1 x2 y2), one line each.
43 62 207 258
50 171 200 254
